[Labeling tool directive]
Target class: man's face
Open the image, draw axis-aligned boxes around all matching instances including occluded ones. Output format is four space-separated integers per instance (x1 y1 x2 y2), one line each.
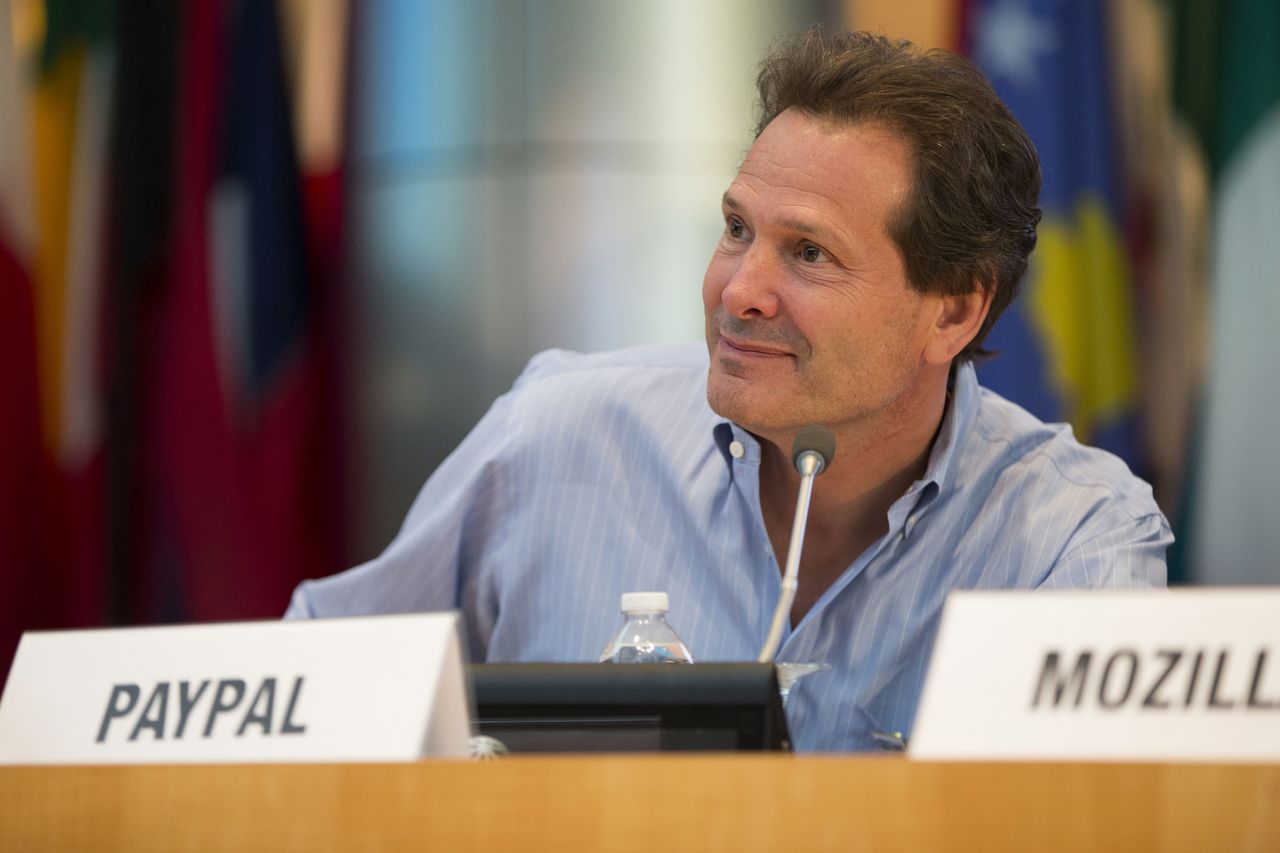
703 109 940 441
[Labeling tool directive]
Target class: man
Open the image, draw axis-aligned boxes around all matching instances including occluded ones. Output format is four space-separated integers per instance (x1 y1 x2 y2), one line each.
287 31 1170 751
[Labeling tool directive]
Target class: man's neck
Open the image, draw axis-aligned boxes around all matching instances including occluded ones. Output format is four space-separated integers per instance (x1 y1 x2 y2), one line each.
754 371 950 621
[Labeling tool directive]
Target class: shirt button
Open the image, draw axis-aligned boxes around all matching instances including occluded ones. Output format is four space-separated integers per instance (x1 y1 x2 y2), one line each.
729 440 745 459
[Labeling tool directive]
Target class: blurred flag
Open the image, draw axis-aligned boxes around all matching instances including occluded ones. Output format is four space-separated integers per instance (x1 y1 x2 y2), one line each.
1177 1 1280 584
1104 1 1209 582
1 0 349 677
128 0 349 621
962 0 1140 466
102 0 180 620
0 0 113 679
0 0 46 679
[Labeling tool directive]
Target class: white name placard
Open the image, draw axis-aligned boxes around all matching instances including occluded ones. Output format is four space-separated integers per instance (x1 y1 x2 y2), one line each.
0 613 471 764
911 589 1280 762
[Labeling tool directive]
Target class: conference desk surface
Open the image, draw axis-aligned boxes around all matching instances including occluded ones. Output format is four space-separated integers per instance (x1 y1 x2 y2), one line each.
2 755 1278 852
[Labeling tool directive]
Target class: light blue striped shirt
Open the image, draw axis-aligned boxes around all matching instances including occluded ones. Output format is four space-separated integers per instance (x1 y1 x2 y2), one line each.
286 343 1170 751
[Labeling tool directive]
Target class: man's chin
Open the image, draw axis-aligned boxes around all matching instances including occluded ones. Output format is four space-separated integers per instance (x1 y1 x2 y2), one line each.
706 377 792 434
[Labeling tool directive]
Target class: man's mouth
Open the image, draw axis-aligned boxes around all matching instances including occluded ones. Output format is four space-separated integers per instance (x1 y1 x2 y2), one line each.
719 334 793 358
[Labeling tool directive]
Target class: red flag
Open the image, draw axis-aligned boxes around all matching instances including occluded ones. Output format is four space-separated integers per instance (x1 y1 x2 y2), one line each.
0 239 45 679
1 7 112 678
128 0 346 623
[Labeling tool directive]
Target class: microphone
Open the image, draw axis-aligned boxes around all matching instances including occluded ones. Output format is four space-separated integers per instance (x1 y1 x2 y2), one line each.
757 424 836 663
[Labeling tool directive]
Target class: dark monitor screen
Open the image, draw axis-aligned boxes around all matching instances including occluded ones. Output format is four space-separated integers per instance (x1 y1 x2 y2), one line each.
467 663 792 753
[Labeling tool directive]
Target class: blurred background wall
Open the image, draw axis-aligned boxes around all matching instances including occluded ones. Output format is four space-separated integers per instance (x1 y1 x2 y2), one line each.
351 0 825 559
2 0 1278 677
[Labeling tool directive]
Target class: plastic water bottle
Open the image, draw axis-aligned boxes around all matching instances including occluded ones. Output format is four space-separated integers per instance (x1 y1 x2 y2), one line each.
599 592 694 664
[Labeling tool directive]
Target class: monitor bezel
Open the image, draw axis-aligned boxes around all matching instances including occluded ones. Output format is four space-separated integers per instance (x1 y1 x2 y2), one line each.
467 662 792 753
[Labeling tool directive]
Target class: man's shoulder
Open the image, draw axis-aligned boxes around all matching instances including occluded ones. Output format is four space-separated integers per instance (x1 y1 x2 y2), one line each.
499 342 713 435
953 380 1170 586
966 383 1160 522
510 342 710 402
515 341 709 385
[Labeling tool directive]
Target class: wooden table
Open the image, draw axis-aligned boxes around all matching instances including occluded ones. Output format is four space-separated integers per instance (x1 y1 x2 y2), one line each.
3 756 1278 851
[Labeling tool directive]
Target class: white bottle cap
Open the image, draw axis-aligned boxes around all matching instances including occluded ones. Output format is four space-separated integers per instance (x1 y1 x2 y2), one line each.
620 591 668 613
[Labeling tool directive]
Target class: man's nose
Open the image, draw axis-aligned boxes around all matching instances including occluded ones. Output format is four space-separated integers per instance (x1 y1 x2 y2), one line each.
720 246 781 320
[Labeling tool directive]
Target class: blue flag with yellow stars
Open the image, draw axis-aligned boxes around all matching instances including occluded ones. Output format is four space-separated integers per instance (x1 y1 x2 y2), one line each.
963 0 1139 465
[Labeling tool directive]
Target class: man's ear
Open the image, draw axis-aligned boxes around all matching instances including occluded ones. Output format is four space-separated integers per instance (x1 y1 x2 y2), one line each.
925 284 993 365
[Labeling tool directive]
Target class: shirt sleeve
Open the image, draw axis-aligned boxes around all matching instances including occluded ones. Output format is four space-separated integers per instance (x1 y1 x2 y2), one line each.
1035 510 1172 589
283 386 518 626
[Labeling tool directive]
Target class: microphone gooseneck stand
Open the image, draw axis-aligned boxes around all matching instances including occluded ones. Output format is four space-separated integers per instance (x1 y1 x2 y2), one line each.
757 424 836 663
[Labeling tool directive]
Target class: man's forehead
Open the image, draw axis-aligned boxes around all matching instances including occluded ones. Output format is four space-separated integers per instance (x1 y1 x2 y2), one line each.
731 114 912 184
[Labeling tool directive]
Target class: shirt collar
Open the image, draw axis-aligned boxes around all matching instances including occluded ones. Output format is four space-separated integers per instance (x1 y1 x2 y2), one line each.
919 360 979 496
712 421 760 472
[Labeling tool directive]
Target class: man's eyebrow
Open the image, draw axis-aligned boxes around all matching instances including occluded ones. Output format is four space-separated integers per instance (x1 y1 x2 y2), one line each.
724 192 829 239
779 218 823 237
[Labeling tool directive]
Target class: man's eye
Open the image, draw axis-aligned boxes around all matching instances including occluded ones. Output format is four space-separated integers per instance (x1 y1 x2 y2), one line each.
801 244 823 262
727 218 745 239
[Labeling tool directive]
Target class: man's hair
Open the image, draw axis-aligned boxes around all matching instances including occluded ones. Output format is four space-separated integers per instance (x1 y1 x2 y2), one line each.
755 29 1041 359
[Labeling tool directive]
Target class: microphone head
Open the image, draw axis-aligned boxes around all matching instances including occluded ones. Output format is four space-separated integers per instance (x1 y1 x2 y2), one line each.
791 424 836 474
